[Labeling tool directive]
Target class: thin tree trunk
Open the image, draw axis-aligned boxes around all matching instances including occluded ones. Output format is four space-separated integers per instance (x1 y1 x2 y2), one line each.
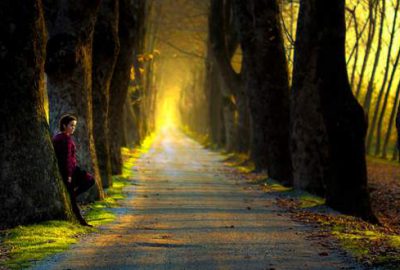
0 0 73 228
366 0 400 153
44 0 104 201
355 0 378 98
363 1 385 115
347 8 370 89
92 0 120 188
374 48 400 156
382 79 400 158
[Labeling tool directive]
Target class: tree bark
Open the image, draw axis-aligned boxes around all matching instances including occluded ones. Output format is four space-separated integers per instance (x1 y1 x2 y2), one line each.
382 79 400 158
374 48 400 156
290 0 328 195
368 0 400 155
233 0 292 184
354 0 378 98
295 0 375 221
0 0 73 228
363 1 385 115
43 0 104 201
208 59 226 148
123 95 139 147
92 0 120 188
109 0 140 174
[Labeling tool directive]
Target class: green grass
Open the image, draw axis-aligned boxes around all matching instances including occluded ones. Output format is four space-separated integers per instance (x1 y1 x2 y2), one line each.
1 221 93 269
331 225 400 267
180 125 210 146
298 193 325 208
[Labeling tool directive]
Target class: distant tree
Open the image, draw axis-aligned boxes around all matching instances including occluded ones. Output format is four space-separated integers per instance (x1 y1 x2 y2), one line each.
363 1 385 115
365 0 400 155
43 0 104 201
233 0 292 184
0 0 73 228
209 0 250 154
354 0 378 98
92 0 120 188
293 0 376 221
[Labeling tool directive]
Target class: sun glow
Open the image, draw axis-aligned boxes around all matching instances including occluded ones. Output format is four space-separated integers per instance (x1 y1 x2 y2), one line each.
155 87 181 131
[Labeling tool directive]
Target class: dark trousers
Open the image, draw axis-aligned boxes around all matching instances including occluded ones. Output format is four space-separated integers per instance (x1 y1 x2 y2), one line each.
71 166 95 197
65 167 95 225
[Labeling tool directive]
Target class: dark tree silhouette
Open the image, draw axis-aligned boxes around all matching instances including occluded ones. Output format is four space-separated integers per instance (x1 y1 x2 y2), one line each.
293 0 376 221
109 0 144 174
92 0 120 188
233 0 292 184
0 0 73 228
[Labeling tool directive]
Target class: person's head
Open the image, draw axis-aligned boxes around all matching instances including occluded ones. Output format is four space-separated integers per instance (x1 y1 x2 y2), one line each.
59 114 77 135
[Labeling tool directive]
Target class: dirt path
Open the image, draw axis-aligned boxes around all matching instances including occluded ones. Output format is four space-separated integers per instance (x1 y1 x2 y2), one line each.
31 129 363 270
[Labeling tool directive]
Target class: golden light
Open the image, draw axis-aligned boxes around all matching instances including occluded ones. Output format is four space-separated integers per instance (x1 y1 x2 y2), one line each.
155 86 181 131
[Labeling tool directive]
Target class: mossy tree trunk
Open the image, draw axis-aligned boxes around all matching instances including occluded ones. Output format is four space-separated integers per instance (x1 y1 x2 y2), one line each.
92 0 120 188
0 0 73 228
233 0 292 185
43 0 104 201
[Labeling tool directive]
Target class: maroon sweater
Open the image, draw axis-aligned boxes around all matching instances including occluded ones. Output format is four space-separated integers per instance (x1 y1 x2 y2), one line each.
52 133 77 181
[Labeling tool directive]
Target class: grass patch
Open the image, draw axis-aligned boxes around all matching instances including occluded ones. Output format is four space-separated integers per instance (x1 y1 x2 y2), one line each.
1 221 93 269
181 125 210 147
263 180 293 193
366 155 399 166
329 221 400 268
223 152 255 173
298 193 325 208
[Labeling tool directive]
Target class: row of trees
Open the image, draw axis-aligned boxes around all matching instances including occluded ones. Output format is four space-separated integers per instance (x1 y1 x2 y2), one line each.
0 0 156 229
180 0 383 222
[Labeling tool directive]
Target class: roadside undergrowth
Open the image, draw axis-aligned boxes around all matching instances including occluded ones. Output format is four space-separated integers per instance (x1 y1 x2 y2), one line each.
223 156 400 269
266 180 400 269
0 135 155 270
181 125 209 146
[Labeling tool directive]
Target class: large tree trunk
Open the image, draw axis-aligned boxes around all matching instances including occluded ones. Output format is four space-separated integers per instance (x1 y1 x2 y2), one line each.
44 0 104 202
92 0 120 188
290 0 328 195
0 0 73 228
109 0 140 174
233 0 292 184
295 0 376 221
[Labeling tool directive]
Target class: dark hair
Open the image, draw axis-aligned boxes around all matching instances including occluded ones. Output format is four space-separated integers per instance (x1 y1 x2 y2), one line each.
59 114 77 131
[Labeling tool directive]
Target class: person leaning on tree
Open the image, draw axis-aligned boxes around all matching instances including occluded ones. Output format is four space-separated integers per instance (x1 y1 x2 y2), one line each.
52 114 94 226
